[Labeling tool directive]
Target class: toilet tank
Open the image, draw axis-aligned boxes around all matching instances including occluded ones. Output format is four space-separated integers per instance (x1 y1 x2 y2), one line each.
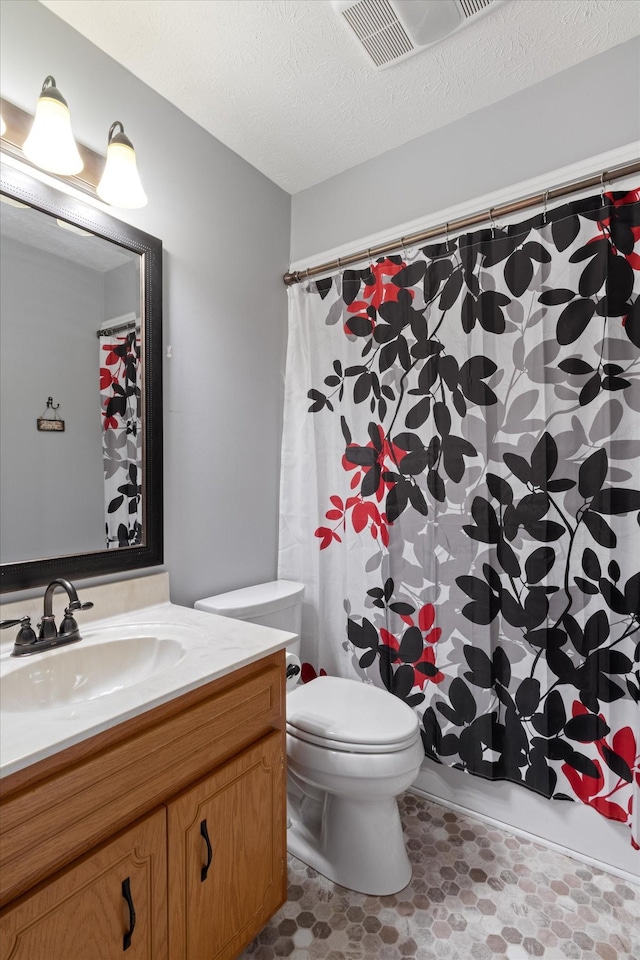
195 580 304 656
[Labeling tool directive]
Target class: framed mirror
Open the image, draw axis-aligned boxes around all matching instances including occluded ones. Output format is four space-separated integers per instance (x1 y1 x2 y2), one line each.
0 160 163 592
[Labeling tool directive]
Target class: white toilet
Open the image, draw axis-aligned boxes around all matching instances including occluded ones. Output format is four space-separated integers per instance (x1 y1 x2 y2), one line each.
195 580 423 896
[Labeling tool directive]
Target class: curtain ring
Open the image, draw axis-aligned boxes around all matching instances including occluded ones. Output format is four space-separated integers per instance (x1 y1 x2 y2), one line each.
600 171 606 205
401 236 409 261
489 208 497 238
367 248 372 263
542 190 549 225
445 222 450 245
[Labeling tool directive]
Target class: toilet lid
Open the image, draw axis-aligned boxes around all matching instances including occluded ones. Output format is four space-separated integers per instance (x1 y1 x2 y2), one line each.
286 676 419 752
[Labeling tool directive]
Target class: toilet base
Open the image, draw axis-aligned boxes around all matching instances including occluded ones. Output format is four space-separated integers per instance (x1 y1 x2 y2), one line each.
287 792 412 896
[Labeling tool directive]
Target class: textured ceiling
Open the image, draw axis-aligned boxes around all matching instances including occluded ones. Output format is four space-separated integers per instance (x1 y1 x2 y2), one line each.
40 0 640 194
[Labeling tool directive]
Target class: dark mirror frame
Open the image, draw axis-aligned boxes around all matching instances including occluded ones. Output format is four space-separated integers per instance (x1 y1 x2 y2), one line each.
0 162 163 593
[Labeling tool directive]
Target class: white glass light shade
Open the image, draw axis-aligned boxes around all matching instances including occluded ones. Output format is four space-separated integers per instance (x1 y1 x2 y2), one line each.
97 128 147 209
23 85 83 175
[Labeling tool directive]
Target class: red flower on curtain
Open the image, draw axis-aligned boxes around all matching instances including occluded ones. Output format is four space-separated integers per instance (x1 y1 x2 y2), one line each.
561 701 639 846
315 425 406 548
363 258 411 309
100 368 116 391
601 188 640 271
380 601 445 690
100 337 140 432
344 257 415 336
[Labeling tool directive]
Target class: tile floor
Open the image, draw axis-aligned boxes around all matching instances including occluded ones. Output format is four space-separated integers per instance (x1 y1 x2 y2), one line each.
240 793 639 960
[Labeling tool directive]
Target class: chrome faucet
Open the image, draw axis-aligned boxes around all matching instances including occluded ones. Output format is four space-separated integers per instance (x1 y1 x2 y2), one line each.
0 578 93 657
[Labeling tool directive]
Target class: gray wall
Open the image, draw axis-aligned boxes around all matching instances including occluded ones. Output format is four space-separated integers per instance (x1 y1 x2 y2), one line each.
0 0 291 606
104 259 139 322
0 236 105 562
291 37 640 260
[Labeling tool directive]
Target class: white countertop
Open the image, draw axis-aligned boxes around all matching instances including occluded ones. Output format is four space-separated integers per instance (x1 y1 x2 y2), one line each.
0 600 291 778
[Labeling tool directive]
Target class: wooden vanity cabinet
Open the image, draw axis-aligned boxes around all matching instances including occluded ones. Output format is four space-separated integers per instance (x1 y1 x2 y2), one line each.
0 810 167 960
0 651 287 960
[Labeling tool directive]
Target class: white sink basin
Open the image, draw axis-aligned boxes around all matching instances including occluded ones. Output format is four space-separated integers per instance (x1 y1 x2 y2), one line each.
0 598 292 778
0 633 185 712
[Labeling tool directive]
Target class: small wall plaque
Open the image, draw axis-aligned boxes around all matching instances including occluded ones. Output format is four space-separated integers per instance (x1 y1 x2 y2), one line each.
37 396 65 432
37 417 65 432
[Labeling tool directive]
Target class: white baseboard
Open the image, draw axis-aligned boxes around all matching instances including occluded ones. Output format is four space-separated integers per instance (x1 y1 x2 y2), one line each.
409 784 639 887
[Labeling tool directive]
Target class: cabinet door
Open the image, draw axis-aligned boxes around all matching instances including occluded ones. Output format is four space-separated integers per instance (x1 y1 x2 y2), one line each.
167 731 286 960
0 809 167 960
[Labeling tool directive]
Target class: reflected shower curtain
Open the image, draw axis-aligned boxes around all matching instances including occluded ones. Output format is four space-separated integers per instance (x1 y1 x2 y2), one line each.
279 188 640 845
99 330 142 547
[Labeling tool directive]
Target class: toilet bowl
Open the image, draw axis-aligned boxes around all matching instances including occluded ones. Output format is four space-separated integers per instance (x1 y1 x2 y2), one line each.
194 581 423 895
286 675 423 894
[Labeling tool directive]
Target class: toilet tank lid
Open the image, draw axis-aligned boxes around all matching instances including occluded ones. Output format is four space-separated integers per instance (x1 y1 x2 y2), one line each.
195 580 304 619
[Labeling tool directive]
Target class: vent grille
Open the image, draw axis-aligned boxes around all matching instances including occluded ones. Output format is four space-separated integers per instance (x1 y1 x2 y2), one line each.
458 0 493 17
338 0 497 69
343 0 414 67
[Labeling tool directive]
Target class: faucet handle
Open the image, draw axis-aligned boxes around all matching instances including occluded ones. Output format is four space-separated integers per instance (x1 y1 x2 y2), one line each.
65 600 94 613
0 617 31 635
2 616 37 653
59 600 94 640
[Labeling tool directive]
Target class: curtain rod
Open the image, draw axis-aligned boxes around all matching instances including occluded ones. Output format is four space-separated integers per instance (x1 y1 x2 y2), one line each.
283 158 640 287
97 319 139 338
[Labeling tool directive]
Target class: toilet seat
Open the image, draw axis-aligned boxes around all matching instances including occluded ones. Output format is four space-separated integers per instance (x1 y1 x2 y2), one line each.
286 724 421 754
286 676 420 754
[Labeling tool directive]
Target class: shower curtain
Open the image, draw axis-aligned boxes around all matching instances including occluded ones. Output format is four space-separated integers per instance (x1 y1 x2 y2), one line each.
279 187 640 846
99 330 142 548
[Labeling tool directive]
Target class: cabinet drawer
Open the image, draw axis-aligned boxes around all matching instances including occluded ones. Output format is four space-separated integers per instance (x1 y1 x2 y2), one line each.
0 653 284 906
0 809 167 960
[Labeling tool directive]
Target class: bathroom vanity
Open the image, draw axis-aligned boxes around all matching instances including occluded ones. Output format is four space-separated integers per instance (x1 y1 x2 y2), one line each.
0 576 289 960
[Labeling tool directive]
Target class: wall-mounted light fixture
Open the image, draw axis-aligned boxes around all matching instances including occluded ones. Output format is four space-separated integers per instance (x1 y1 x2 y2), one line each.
0 77 147 208
97 122 147 209
22 76 83 175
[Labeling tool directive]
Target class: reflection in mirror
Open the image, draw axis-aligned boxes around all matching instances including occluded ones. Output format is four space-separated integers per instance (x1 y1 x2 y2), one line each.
1 198 141 562
0 161 162 593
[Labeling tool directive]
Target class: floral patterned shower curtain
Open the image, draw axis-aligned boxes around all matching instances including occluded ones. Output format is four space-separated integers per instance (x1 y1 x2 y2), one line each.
99 330 142 548
279 187 640 846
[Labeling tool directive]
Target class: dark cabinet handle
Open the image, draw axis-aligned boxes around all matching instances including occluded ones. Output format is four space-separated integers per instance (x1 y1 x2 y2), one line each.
122 877 136 951
200 819 213 882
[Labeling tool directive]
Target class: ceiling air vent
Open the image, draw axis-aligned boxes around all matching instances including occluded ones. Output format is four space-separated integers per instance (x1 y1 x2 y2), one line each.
331 0 500 69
